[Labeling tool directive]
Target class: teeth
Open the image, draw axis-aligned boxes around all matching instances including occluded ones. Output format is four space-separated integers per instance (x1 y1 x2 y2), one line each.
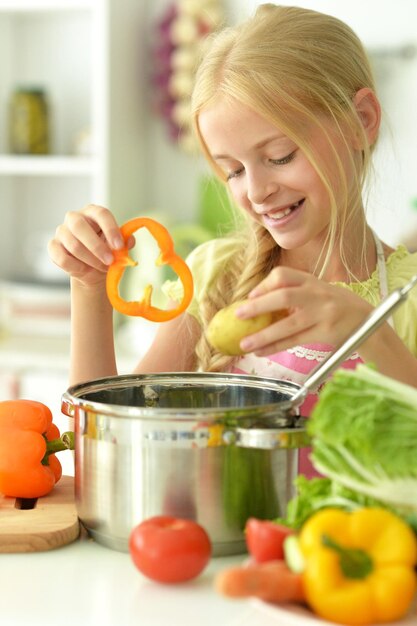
268 199 302 220
272 207 292 219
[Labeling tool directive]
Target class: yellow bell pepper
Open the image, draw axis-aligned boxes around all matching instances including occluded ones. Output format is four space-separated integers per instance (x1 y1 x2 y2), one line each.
298 507 417 626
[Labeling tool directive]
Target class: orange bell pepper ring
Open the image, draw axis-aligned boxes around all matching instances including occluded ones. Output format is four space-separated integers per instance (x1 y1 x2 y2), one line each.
0 400 75 499
106 217 194 322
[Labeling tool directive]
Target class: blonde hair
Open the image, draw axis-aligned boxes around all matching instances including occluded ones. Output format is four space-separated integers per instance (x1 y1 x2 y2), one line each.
191 4 379 371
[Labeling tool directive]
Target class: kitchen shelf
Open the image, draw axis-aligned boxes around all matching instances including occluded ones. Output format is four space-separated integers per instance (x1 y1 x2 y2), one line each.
0 155 97 175
0 0 146 282
0 0 147 409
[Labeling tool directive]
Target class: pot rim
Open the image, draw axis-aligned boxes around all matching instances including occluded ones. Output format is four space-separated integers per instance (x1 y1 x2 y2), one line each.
62 371 306 422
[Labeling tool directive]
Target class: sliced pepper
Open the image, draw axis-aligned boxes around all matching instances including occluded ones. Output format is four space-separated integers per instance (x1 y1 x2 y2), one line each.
0 400 74 499
298 507 417 625
106 217 194 322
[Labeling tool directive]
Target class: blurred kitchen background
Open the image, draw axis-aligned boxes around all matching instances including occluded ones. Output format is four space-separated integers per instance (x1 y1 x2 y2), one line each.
0 0 416 470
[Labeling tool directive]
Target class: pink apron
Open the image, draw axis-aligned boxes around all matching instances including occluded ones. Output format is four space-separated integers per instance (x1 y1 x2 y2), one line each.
231 234 390 477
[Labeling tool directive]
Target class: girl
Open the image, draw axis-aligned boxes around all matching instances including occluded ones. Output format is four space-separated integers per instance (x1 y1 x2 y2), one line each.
49 4 417 475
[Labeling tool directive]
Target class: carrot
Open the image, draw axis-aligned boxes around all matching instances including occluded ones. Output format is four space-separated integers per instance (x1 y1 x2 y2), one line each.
214 559 305 603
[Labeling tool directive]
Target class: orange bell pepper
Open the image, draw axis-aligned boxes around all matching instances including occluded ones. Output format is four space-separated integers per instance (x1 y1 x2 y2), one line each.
0 400 74 499
298 507 417 625
106 217 194 322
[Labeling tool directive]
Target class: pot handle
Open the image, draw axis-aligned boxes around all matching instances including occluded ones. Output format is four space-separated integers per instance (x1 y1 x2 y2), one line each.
61 392 75 418
222 423 310 450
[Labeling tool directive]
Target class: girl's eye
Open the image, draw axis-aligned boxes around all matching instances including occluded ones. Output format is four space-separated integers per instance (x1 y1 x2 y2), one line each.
226 149 297 181
226 167 244 181
269 150 297 165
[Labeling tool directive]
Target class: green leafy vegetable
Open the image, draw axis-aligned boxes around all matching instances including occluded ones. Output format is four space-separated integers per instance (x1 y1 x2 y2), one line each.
276 365 417 533
277 475 384 530
308 364 417 518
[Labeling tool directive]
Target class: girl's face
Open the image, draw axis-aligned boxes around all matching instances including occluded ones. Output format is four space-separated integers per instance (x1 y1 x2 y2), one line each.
198 98 355 252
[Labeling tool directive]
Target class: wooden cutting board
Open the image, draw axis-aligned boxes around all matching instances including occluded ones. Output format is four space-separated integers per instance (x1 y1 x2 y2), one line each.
0 475 80 553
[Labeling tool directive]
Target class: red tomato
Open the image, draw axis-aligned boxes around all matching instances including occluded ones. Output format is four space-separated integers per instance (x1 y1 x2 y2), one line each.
129 515 212 583
245 517 294 563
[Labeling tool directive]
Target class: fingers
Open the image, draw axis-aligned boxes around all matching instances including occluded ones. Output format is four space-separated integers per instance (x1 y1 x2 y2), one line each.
240 309 316 355
64 206 122 264
248 266 306 298
235 269 372 355
48 204 125 283
50 228 109 273
236 282 310 322
237 283 333 354
82 204 125 250
47 238 102 279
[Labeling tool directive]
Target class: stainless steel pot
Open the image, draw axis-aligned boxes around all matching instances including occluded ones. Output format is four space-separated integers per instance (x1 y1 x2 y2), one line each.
62 372 309 556
62 274 417 555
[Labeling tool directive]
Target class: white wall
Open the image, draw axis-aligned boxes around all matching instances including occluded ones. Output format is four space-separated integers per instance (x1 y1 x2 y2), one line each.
144 0 417 246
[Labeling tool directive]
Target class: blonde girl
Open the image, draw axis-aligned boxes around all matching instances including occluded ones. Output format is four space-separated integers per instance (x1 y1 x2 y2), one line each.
49 4 417 474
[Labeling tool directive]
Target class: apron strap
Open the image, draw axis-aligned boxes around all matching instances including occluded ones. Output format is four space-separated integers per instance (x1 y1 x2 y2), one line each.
372 230 394 328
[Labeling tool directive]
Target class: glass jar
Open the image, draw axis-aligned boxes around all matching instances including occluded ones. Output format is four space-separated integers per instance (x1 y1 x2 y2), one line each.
9 87 50 155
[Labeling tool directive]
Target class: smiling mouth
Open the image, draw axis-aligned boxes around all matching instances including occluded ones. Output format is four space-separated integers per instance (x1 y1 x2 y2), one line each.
266 199 304 220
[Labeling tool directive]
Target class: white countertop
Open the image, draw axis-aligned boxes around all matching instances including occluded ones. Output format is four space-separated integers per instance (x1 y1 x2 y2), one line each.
0 532 285 626
2 528 416 626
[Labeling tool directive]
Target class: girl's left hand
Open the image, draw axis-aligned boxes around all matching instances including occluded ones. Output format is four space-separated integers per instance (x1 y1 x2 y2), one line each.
235 266 373 355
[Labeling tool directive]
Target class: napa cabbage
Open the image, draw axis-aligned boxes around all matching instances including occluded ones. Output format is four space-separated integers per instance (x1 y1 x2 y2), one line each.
309 364 417 514
279 364 417 531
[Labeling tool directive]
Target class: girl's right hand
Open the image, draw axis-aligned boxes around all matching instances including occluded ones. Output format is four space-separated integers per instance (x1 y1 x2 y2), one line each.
48 204 126 286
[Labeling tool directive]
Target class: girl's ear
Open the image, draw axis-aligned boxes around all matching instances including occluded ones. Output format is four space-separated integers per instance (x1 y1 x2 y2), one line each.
352 87 381 148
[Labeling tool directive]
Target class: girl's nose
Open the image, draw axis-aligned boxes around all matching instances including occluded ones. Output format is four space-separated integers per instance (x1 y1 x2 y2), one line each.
246 169 279 205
